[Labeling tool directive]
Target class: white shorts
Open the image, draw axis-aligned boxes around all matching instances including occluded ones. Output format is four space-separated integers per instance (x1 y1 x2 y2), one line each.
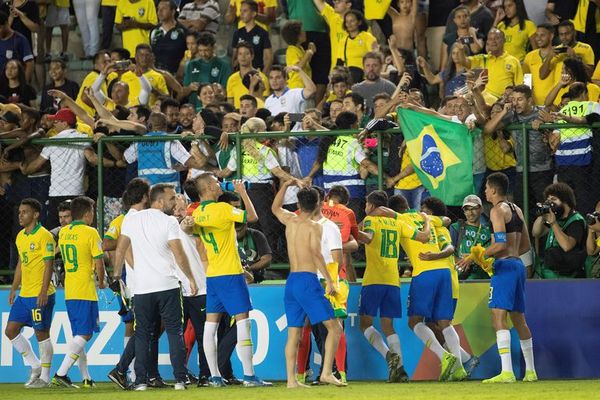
45 5 70 27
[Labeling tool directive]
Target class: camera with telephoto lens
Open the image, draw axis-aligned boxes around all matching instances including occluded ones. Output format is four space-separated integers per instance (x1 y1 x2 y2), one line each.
587 211 600 225
535 201 558 217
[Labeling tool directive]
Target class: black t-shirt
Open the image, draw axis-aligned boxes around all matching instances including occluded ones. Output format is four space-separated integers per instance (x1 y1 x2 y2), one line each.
239 227 271 282
428 0 460 27
562 216 586 251
1 83 36 105
231 25 271 70
150 24 188 74
0 0 40 48
548 0 578 22
40 79 80 111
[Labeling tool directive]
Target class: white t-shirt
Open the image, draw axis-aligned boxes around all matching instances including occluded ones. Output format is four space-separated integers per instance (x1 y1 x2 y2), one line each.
176 227 207 297
40 129 90 197
121 208 182 295
316 217 342 279
264 87 306 115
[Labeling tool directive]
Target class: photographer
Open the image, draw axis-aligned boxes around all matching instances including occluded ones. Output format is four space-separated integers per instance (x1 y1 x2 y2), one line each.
585 201 600 278
532 183 587 278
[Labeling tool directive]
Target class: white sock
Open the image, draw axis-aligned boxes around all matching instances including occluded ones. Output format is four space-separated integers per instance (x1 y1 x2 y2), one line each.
362 326 389 359
11 334 41 368
386 334 403 365
442 326 462 362
39 338 53 382
496 329 513 373
236 318 255 377
78 350 91 380
57 336 87 376
203 322 220 377
520 338 536 373
413 322 445 360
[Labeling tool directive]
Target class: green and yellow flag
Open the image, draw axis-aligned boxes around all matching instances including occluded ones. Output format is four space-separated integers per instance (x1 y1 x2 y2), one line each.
397 108 474 206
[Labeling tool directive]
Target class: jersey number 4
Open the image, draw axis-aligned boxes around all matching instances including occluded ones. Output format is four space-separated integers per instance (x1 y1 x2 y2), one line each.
60 244 79 272
200 227 220 253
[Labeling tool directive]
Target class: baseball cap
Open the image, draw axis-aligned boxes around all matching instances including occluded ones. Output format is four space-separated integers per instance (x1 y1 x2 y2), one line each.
462 194 482 208
47 108 76 125
0 110 20 125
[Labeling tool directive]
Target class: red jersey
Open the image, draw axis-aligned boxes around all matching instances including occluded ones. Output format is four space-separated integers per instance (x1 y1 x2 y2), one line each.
321 202 359 243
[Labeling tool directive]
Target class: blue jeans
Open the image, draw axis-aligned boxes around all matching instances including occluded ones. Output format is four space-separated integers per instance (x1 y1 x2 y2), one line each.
395 186 428 210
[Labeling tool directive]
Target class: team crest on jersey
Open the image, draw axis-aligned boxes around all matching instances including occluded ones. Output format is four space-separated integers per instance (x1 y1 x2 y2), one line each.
46 243 53 252
506 64 512 71
252 35 260 45
211 67 220 77
171 31 179 40
138 7 145 16
30 243 35 250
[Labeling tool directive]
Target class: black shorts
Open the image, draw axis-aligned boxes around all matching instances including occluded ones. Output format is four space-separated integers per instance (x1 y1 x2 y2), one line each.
306 31 331 84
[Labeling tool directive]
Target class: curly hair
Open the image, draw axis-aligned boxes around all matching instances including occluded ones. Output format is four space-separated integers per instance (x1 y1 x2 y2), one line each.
544 182 576 210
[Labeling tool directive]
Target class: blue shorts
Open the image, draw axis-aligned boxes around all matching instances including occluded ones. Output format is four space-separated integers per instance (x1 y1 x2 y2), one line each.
489 258 526 313
359 284 402 318
285 272 334 328
8 294 55 331
66 300 100 336
408 269 454 321
206 274 252 316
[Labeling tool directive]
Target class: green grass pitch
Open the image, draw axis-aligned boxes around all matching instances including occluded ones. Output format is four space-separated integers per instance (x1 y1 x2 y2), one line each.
4 381 597 400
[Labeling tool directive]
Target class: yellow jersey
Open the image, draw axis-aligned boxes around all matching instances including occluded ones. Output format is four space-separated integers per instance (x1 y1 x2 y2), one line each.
338 31 378 70
395 212 452 276
437 226 459 300
574 0 600 33
193 201 247 277
483 133 517 171
120 69 168 107
364 0 391 19
58 221 104 301
363 216 415 286
234 0 276 31
115 0 158 55
101 0 117 6
15 224 56 297
75 70 118 117
592 61 600 82
226 71 270 108
53 0 69 8
104 214 124 240
286 45 311 89
321 4 346 70
523 49 561 106
497 20 537 62
468 51 523 102
554 82 600 105
395 150 421 190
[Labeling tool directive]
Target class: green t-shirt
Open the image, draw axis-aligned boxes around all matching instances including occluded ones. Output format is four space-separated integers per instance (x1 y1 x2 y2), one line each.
450 221 491 280
184 57 232 110
365 148 388 187
287 0 327 32
214 143 233 170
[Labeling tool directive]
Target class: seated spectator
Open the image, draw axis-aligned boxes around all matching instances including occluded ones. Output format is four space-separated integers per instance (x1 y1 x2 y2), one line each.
281 20 315 89
494 0 536 62
337 10 378 84
226 42 269 108
178 0 220 35
115 0 158 56
545 58 600 107
225 0 277 32
419 44 467 98
351 51 396 114
0 11 33 81
532 182 587 279
0 59 35 106
231 0 272 74
264 65 315 115
523 24 560 107
450 194 492 280
40 60 80 112
440 5 484 71
150 0 187 74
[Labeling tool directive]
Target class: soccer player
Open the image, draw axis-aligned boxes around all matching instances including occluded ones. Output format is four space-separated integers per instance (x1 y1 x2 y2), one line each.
476 172 537 383
53 196 106 388
6 198 55 388
272 180 345 388
357 191 410 383
192 173 271 387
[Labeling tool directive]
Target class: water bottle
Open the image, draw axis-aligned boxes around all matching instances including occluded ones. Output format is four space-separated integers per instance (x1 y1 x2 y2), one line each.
220 181 251 192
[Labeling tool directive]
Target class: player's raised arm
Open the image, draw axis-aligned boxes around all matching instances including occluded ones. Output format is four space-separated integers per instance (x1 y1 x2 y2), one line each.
485 206 508 258
112 234 131 279
271 179 298 225
233 179 258 223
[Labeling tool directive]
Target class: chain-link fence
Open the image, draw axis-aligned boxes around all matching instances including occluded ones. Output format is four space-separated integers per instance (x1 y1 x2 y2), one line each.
2 121 600 282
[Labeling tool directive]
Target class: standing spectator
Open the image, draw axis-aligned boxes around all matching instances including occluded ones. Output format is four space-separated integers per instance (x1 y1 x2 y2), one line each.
482 101 517 193
573 0 600 62
338 10 378 84
151 0 187 74
545 0 578 27
184 33 231 110
419 44 468 98
44 0 69 62
281 20 313 89
226 42 269 108
72 0 101 59
0 60 36 106
446 0 494 41
456 28 523 104
0 11 33 82
1 0 40 52
425 0 460 76
231 0 272 74
556 20 595 72
112 184 197 391
450 195 491 280
75 51 114 117
101 0 117 50
225 0 276 31
387 0 419 52
440 5 484 71
40 60 80 112
523 24 560 106
287 0 331 104
494 0 537 62
311 0 352 74
115 0 158 56
120 44 169 107
351 52 396 113
264 65 316 115
178 0 220 35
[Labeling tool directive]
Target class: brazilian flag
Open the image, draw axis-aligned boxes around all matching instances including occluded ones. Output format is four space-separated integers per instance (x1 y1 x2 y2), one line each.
397 108 474 206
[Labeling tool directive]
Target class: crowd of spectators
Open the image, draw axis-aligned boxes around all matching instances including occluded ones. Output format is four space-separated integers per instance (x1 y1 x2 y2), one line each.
1 0 600 280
